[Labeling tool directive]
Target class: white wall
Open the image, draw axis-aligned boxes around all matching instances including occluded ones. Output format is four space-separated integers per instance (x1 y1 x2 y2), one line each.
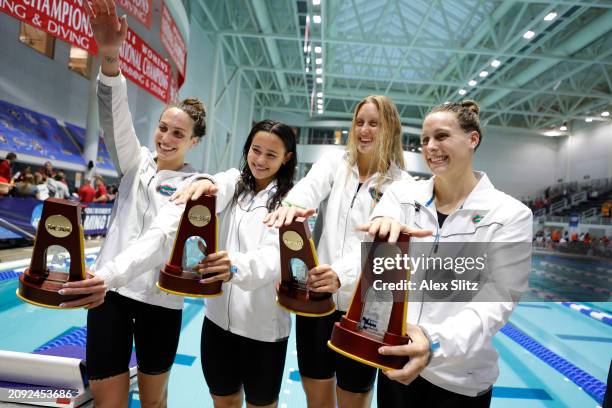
557 121 612 183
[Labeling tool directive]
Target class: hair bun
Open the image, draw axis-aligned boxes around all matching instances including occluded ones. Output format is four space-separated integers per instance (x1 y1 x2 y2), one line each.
461 100 480 115
181 98 205 116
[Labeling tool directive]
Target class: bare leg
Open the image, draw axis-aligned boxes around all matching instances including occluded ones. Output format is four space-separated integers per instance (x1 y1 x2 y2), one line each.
337 386 373 408
301 376 336 408
137 370 172 408
89 371 130 408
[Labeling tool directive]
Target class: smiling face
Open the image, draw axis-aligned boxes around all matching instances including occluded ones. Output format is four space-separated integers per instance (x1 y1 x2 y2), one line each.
353 102 380 156
421 111 479 178
247 131 292 190
154 107 197 167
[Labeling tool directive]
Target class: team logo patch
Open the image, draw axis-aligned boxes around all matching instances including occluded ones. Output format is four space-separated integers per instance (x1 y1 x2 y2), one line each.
158 184 177 196
368 187 383 203
472 214 483 223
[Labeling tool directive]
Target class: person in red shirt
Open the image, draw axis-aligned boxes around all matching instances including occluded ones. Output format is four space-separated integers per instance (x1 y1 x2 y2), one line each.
93 176 108 203
78 178 96 203
0 152 17 181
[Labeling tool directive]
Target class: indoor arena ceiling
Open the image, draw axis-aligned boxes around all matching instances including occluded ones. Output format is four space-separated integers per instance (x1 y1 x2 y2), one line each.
189 0 612 131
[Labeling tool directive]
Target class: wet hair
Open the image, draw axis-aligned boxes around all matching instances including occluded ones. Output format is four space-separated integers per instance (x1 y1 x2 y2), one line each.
232 119 298 212
161 98 207 139
6 152 16 161
428 100 483 150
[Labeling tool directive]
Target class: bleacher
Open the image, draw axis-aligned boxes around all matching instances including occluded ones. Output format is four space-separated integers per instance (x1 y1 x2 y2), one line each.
0 98 116 174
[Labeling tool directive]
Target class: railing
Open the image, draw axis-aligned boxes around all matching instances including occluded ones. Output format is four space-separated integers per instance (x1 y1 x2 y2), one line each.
534 208 547 218
539 215 612 225
571 191 587 206
581 207 598 219
550 198 569 214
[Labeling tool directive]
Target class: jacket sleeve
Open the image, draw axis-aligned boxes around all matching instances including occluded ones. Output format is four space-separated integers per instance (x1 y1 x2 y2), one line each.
369 181 404 221
97 70 142 177
284 151 340 209
182 168 240 214
226 226 281 291
420 206 533 364
93 200 183 288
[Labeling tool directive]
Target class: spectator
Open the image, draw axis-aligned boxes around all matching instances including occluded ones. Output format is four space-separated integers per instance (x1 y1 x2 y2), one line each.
85 160 99 181
78 178 96 203
38 161 56 179
14 173 37 198
551 229 561 243
48 172 70 199
106 184 117 203
34 173 49 200
93 176 108 203
0 152 17 181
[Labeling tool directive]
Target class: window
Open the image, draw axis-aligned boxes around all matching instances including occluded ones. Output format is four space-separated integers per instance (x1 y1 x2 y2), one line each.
68 46 92 78
19 23 54 58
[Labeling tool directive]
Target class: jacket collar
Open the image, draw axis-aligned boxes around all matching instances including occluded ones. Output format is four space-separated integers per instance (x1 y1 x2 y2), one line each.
347 154 404 184
417 171 495 212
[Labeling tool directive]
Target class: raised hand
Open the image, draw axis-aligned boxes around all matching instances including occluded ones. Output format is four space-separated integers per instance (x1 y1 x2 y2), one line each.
263 206 316 228
85 0 128 56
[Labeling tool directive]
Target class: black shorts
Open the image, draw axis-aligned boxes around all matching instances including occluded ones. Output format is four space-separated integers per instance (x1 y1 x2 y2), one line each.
86 291 182 380
296 310 377 393
201 317 288 406
377 373 493 407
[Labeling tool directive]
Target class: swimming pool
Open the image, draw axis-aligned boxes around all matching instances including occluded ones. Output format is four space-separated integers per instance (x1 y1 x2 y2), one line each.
0 251 609 407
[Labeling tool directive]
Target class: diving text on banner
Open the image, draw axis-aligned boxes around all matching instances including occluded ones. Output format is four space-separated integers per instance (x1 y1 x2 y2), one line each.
0 0 97 54
119 28 171 103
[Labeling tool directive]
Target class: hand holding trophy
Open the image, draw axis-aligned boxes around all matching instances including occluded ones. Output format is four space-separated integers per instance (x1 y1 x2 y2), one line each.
17 199 97 308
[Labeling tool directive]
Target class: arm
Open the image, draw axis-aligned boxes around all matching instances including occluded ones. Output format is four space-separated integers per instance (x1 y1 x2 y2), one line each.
87 0 140 176
283 151 339 209
226 227 282 291
381 207 532 384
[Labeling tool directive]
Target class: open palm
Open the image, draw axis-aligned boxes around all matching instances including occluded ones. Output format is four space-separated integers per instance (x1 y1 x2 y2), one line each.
86 0 128 55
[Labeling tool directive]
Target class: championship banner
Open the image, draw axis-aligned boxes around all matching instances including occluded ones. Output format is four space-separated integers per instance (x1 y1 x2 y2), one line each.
0 0 97 54
81 203 112 235
119 28 171 103
168 71 179 104
160 1 186 84
117 0 151 29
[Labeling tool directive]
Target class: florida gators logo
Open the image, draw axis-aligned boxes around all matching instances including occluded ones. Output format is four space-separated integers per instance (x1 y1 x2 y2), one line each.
157 184 177 196
472 214 483 223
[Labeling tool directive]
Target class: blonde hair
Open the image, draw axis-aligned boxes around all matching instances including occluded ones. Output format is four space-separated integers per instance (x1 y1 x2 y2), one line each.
346 95 405 187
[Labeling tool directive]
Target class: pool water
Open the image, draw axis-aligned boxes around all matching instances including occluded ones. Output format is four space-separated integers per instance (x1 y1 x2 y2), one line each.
0 253 609 407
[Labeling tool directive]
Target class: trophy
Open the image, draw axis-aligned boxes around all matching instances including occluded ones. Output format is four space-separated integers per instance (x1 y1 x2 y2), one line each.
17 198 93 308
276 217 335 316
328 233 411 370
157 194 221 297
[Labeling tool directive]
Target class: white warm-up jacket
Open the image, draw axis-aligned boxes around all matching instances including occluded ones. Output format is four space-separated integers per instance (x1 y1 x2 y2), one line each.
206 174 292 342
284 150 411 311
370 172 533 396
92 71 234 309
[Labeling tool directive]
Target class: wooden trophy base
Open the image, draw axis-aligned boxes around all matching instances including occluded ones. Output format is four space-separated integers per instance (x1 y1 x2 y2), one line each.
157 264 222 298
17 271 95 309
276 281 335 317
328 315 411 370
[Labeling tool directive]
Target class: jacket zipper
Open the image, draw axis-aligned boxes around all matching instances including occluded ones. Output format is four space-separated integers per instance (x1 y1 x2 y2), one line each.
137 174 155 239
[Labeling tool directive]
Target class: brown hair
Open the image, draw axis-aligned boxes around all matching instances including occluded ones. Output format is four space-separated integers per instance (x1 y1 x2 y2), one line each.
161 98 207 139
346 95 405 181
427 100 483 150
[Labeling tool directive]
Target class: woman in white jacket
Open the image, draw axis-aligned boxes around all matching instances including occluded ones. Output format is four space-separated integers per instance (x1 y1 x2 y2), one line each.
182 119 296 408
60 2 221 407
264 96 411 408
362 100 532 407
